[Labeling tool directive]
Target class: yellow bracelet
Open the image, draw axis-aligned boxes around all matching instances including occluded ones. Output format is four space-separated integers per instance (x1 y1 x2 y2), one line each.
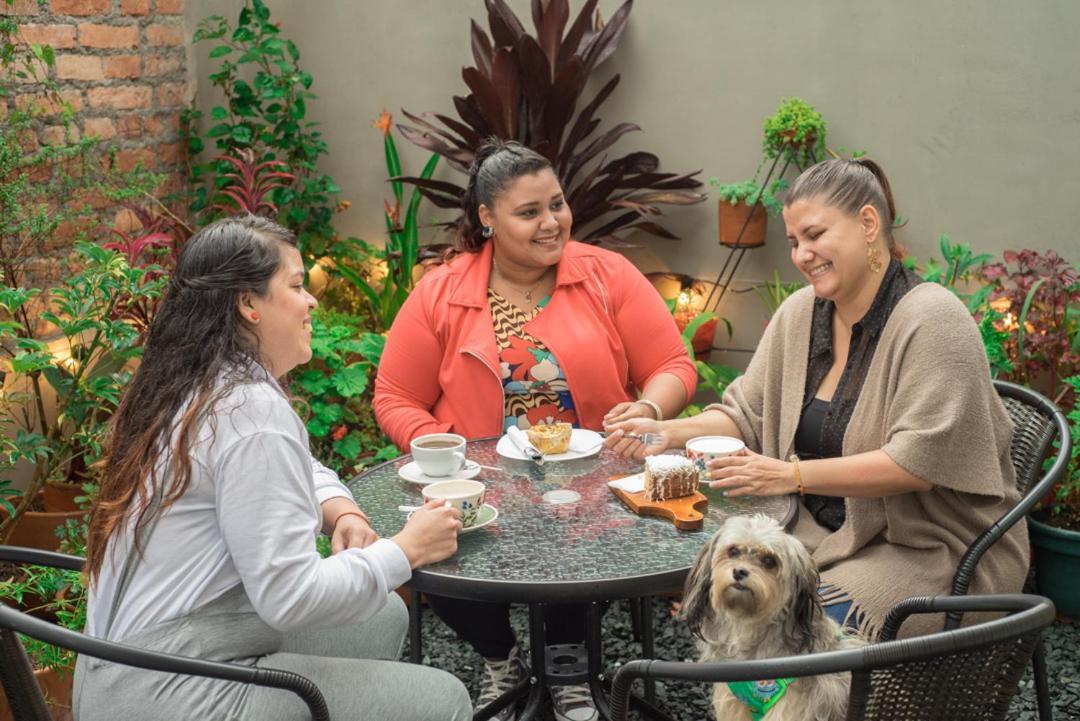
789 454 805 496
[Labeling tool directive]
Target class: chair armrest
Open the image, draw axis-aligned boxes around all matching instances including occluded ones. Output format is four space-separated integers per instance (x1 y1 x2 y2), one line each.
948 390 1070 609
609 594 1055 721
0 603 330 721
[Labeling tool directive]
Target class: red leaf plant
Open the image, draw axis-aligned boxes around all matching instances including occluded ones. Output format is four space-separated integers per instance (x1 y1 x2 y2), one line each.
211 148 296 217
101 202 190 338
982 249 1080 406
396 0 706 246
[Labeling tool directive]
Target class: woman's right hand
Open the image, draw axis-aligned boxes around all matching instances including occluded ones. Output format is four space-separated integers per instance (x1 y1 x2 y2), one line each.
602 418 673 459
391 498 462 569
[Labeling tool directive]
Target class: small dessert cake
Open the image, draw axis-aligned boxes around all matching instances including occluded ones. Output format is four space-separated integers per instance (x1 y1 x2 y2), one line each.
526 422 572 455
643 454 699 501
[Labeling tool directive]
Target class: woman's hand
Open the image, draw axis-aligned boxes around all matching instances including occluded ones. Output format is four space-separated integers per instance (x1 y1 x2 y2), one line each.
603 401 658 427
331 513 379 554
391 498 462 569
706 448 798 497
602 418 671 460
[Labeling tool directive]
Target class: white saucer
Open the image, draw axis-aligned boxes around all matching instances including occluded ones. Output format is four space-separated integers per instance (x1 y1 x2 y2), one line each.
405 503 498 534
496 428 603 462
398 460 481 485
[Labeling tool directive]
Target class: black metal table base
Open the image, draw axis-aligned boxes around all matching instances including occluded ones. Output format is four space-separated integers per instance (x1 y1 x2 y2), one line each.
409 595 676 721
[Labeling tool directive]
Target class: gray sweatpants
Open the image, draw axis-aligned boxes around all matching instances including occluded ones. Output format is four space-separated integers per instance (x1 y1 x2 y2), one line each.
74 586 470 720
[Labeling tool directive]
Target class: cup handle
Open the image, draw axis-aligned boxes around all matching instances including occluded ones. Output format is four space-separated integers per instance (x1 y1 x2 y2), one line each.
453 451 466 472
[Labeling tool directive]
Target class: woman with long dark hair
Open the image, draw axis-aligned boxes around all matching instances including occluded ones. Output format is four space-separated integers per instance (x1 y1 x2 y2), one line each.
77 215 470 720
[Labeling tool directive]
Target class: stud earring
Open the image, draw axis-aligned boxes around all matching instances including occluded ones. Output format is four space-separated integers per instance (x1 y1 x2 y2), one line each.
482 225 494 238
866 243 883 273
251 312 260 322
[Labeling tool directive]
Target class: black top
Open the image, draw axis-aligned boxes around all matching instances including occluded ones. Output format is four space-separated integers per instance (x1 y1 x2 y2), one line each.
795 258 924 531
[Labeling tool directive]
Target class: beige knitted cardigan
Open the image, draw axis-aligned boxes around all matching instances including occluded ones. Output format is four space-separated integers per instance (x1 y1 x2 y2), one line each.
710 283 1029 638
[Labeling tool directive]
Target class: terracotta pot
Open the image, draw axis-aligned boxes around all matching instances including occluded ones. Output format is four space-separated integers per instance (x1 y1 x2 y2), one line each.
43 482 83 513
718 199 766 248
1 494 85 551
0 665 74 721
674 312 718 358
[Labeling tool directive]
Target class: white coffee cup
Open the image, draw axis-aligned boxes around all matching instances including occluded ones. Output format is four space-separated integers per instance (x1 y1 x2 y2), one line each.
411 433 467 477
422 479 486 528
685 435 746 479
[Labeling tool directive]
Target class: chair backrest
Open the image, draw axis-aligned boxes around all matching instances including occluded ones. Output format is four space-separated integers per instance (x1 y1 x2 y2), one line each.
0 546 331 721
848 602 1043 720
995 380 1062 496
609 594 1055 721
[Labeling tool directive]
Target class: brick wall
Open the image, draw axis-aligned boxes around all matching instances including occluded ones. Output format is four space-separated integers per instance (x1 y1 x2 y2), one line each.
2 0 189 284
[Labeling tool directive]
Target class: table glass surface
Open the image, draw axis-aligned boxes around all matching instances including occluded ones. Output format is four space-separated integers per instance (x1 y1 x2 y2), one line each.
348 438 795 597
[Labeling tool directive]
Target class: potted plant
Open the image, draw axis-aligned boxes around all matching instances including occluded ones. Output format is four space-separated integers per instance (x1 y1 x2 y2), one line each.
1027 375 1080 617
709 178 787 248
763 97 827 168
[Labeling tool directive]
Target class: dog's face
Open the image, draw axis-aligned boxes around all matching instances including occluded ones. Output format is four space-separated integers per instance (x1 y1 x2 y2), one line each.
681 514 823 652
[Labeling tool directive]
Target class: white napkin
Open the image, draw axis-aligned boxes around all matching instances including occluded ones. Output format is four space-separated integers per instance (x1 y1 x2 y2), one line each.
507 426 542 458
607 472 645 493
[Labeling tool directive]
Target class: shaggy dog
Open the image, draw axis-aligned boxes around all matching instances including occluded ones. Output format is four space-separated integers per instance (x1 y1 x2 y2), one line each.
680 514 864 721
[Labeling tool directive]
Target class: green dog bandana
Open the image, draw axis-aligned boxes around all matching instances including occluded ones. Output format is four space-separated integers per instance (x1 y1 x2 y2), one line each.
727 677 794 720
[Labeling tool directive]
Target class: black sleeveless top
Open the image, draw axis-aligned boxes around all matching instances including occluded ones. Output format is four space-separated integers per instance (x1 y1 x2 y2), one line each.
794 259 923 531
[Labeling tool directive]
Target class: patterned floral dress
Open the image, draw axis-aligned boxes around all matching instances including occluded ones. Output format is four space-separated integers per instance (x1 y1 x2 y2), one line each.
488 289 579 432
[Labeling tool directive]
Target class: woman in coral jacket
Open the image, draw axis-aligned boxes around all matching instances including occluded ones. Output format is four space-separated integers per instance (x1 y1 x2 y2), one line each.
374 139 695 721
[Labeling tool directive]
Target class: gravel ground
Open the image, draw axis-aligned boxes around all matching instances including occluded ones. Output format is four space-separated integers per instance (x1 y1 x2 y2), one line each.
407 599 1080 720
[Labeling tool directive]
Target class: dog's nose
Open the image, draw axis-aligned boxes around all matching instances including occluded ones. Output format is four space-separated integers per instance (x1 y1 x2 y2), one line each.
732 567 749 582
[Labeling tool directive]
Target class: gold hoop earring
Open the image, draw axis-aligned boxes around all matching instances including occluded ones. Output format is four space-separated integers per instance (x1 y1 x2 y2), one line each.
866 243 883 273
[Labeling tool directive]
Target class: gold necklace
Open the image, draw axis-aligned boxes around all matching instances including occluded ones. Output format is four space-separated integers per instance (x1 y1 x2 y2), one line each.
492 260 550 302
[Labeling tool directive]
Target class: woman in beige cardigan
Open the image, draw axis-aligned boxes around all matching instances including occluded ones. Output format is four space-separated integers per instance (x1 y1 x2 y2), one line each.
605 158 1028 638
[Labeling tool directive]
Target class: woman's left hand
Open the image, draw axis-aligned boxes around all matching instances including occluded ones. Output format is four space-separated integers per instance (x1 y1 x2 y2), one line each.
603 401 657 426
332 514 379 553
706 449 798 497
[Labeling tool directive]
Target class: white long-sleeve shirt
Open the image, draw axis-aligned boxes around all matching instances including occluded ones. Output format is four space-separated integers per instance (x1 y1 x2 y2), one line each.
87 375 411 640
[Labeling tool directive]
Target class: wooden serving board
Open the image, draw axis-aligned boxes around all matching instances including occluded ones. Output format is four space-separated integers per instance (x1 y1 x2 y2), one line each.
609 479 708 531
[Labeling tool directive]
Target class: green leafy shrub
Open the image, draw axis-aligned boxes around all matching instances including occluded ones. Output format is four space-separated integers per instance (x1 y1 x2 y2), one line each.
289 308 398 477
185 0 347 262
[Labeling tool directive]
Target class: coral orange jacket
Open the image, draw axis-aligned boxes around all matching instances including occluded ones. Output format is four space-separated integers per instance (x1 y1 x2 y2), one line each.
373 240 697 450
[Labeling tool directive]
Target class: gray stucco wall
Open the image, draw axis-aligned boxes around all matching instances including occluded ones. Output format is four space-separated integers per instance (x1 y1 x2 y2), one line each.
186 0 1080 364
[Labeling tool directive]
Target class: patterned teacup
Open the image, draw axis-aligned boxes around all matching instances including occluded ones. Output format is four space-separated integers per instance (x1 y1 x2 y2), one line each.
421 479 486 528
685 435 745 481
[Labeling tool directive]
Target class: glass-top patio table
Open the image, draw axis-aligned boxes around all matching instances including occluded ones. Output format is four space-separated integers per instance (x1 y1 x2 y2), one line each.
348 437 797 721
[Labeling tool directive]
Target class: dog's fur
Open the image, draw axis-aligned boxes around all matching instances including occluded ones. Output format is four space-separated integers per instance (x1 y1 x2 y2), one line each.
679 515 864 721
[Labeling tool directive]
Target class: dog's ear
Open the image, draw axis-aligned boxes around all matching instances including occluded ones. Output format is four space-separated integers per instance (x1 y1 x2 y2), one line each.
791 556 823 653
679 536 716 640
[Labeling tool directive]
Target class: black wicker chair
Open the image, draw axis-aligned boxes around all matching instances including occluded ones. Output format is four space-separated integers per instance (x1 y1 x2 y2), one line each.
932 379 1071 721
0 546 330 721
610 594 1055 721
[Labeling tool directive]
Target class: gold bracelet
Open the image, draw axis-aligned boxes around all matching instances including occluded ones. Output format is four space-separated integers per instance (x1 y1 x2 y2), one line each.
635 398 662 421
788 454 804 496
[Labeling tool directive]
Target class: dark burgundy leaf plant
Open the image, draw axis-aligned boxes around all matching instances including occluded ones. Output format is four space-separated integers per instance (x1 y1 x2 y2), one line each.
397 0 706 246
